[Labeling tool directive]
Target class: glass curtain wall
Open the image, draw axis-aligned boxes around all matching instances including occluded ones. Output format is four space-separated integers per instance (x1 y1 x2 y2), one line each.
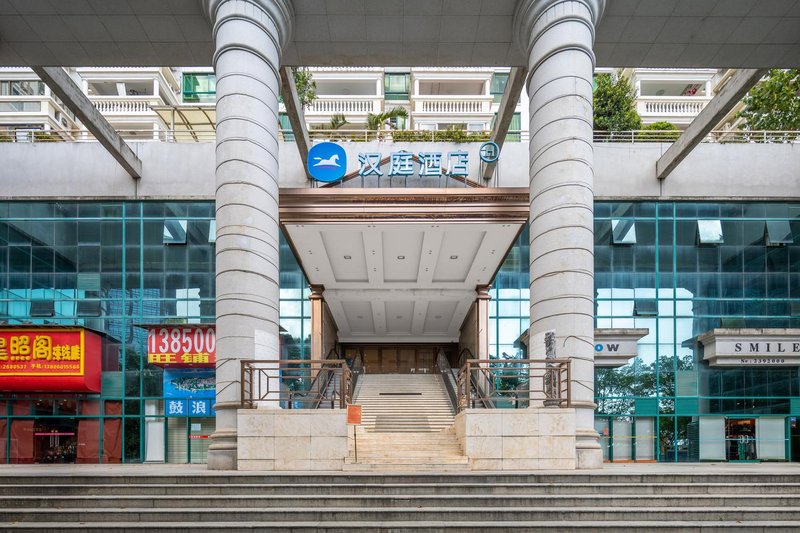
0 201 310 463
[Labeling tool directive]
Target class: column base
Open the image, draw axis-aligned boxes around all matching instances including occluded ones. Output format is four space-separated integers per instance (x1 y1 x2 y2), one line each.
207 428 238 470
576 425 603 469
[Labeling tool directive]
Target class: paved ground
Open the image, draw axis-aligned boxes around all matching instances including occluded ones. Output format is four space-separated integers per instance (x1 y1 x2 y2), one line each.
1 462 799 476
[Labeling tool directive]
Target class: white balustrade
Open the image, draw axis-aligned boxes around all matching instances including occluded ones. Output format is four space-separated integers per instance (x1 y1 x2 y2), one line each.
637 97 709 117
307 97 380 114
90 97 160 114
414 97 491 114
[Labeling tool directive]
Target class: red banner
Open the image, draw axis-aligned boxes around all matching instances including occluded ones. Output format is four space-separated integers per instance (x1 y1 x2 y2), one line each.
0 328 101 392
147 325 215 368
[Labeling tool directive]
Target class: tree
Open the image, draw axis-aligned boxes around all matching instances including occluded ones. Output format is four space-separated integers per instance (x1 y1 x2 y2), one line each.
593 72 642 132
367 106 408 130
291 67 316 108
738 69 800 131
638 121 680 142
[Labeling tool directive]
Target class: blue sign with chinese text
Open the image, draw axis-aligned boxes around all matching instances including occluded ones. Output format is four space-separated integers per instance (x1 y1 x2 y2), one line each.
308 142 347 182
164 369 215 400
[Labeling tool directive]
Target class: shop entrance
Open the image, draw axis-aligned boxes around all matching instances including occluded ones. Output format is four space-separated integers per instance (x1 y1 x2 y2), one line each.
34 418 77 464
726 418 757 461
344 344 456 374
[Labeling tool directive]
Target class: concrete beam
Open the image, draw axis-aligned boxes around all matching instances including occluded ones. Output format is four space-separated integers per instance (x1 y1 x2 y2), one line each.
279 66 311 178
32 67 142 179
483 67 527 181
656 68 767 180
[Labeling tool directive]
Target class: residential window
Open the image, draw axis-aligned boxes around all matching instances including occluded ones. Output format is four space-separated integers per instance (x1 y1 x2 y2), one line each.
182 73 216 104
0 80 45 96
384 73 410 101
490 73 509 103
697 220 724 244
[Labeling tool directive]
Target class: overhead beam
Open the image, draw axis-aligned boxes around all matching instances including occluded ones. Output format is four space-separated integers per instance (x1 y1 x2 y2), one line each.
279 66 311 177
482 67 527 181
656 68 767 180
32 66 142 179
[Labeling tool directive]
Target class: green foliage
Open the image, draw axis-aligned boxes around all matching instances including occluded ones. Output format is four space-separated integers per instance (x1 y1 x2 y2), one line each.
291 67 316 108
637 121 680 142
593 72 642 131
392 128 490 143
738 69 800 131
367 106 408 130
328 113 348 130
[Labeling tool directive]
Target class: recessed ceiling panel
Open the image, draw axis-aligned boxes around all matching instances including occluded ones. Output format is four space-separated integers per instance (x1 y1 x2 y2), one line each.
341 301 375 334
432 230 485 282
382 230 423 282
321 229 368 282
424 301 459 335
384 301 414 334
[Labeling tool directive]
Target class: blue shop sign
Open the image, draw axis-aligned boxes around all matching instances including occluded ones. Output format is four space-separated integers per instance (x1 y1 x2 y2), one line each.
164 369 215 400
308 142 347 182
166 399 214 417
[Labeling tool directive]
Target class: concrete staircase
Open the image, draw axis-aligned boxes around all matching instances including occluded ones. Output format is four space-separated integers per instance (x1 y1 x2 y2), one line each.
354 374 455 432
348 373 467 470
2 469 800 530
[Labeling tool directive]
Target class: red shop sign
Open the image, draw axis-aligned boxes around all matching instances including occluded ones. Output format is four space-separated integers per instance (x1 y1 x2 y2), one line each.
0 327 102 393
147 325 216 368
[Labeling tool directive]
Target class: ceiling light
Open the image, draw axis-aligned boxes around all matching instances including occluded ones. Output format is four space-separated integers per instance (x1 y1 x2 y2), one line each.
344 255 351 260
450 255 458 259
396 315 403 319
397 255 405 260
356 315 363 319
434 315 442 319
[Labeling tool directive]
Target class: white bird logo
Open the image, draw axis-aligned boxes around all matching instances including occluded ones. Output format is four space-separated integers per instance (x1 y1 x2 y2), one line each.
313 153 340 167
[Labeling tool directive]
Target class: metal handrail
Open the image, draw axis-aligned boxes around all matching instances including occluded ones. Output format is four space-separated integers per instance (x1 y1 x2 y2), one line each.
456 358 571 412
434 349 459 411
3 127 799 145
240 358 352 409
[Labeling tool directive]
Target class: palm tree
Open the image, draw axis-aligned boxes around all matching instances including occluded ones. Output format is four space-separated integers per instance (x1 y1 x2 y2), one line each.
367 106 408 131
329 113 348 130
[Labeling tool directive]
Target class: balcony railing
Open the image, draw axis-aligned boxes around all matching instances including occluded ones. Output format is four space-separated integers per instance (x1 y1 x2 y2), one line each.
413 96 493 114
637 96 709 117
457 358 571 411
3 128 800 145
240 359 352 409
90 96 162 114
306 96 382 114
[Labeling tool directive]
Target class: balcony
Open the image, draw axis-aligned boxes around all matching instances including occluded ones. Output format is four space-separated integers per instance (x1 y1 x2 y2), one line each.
636 96 710 125
413 96 493 115
90 96 163 114
305 96 382 115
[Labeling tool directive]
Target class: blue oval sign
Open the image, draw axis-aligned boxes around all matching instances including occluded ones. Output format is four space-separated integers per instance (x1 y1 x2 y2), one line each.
308 142 347 182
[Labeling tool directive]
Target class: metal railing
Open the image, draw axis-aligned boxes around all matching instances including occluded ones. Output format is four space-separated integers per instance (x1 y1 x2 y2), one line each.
240 358 352 409
434 349 459 411
456 358 571 412
2 127 800 145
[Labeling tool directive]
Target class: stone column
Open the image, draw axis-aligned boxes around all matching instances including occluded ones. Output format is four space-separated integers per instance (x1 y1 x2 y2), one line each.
514 0 605 469
205 0 293 470
475 284 492 360
309 284 325 362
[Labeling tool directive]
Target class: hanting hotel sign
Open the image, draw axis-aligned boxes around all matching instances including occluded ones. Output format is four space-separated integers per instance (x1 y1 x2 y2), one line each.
698 329 800 367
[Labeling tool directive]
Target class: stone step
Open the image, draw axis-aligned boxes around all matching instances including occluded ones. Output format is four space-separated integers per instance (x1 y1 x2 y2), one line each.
3 506 800 523
8 494 800 508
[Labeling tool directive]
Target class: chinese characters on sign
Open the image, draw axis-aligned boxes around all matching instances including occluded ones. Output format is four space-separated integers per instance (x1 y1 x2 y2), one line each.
163 368 215 417
0 327 101 392
147 325 216 367
357 151 470 178
165 399 213 417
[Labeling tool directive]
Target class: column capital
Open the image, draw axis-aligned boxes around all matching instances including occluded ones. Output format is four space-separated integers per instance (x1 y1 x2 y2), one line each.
309 284 325 300
204 0 294 52
513 0 605 57
476 284 492 300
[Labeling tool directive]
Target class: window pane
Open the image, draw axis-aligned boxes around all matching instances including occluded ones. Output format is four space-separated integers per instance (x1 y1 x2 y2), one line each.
697 220 723 244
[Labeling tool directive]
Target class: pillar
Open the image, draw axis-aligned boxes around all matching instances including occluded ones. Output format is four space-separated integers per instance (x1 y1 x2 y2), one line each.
475 284 491 360
514 0 606 469
309 284 325 362
204 0 293 470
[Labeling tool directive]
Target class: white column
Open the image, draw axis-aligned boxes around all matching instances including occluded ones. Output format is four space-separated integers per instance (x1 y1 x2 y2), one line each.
204 0 293 470
515 0 605 469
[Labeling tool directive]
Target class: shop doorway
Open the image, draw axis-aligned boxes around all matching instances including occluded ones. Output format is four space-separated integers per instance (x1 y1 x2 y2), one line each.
789 417 800 462
34 419 77 464
725 418 757 461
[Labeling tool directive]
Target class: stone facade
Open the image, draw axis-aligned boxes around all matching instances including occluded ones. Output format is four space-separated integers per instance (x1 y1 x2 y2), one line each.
454 408 577 470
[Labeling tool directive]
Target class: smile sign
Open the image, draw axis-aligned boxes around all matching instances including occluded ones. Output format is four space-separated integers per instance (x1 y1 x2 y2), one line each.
308 142 347 182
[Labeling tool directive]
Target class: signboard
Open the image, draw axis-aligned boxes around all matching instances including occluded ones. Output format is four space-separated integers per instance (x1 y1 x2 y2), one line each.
0 327 101 392
594 328 650 368
699 329 800 367
308 142 347 182
147 325 215 368
347 404 362 425
164 368 215 417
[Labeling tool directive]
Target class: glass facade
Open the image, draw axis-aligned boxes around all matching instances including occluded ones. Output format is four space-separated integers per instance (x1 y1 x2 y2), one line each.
0 201 309 463
181 73 216 104
490 202 800 462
